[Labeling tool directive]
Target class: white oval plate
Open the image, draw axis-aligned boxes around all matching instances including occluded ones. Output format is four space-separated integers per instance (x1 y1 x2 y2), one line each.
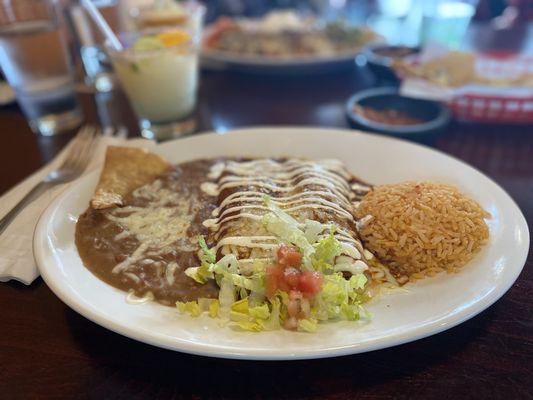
200 23 384 74
201 48 361 74
34 127 529 360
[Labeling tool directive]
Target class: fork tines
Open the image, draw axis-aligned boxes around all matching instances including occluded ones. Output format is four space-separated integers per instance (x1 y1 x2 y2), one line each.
58 125 100 176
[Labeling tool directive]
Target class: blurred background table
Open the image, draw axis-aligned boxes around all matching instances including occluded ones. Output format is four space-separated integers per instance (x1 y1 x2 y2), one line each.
0 2 532 399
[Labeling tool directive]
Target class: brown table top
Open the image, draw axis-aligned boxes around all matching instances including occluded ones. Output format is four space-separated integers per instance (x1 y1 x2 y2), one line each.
1 20 532 400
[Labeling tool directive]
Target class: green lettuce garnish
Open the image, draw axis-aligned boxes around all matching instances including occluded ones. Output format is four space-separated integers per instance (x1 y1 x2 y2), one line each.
184 236 217 284
179 198 372 332
312 273 368 321
176 300 201 317
311 227 343 273
199 236 216 264
229 298 272 332
298 318 318 333
262 195 315 265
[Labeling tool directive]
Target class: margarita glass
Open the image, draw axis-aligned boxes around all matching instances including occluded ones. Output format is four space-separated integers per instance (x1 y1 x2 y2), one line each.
107 6 204 139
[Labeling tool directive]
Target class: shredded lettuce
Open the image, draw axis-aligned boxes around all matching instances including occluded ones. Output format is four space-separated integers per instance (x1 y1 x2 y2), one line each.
185 236 217 283
249 303 270 320
312 272 368 321
232 321 264 332
340 303 361 320
198 236 216 264
218 274 236 318
311 228 343 273
298 318 318 333
209 299 219 318
176 301 202 317
349 274 368 291
262 297 282 330
231 298 248 314
261 197 348 275
178 202 372 333
229 298 272 331
262 196 315 264
184 265 212 284
214 254 239 274
303 219 324 243
186 252 244 285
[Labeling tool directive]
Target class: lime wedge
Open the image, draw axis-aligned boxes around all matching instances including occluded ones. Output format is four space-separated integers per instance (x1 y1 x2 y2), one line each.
132 36 165 52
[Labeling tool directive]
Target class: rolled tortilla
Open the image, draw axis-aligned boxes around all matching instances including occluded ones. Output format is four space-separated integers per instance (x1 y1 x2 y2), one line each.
201 158 372 269
91 146 170 209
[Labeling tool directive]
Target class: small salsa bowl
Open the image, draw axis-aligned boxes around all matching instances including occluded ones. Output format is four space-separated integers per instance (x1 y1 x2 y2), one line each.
346 87 451 138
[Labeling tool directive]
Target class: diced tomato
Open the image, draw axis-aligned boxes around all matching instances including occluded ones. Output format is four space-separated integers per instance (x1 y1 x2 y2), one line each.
277 244 302 267
289 290 303 301
266 250 323 300
278 277 290 293
298 298 311 319
298 271 323 297
287 297 300 318
265 265 283 298
284 267 300 288
285 251 302 267
284 316 298 330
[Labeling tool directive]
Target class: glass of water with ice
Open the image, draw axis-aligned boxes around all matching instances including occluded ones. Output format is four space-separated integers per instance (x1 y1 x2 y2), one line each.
0 0 83 135
420 0 478 49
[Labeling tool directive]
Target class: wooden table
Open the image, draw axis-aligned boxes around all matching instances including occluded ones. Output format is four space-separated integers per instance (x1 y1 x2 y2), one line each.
1 23 532 400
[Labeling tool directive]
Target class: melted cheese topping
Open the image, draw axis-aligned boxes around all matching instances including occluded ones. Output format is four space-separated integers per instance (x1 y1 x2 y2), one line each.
108 206 190 248
107 179 196 274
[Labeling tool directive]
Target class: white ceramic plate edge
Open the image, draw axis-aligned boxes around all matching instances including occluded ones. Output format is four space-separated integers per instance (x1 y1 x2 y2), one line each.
201 49 360 67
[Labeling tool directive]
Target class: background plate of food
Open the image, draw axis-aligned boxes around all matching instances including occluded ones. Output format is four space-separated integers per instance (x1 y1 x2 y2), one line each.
202 11 382 73
34 127 528 360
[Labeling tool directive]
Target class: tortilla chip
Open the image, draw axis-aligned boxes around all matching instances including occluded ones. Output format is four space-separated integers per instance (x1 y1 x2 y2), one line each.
91 146 170 209
394 51 476 87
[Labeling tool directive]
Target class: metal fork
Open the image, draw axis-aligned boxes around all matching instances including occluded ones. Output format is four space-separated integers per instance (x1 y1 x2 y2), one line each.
0 125 101 235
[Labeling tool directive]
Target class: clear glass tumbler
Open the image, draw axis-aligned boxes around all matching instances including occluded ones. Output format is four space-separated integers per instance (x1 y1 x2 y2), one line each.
420 0 478 49
107 5 204 140
0 0 83 135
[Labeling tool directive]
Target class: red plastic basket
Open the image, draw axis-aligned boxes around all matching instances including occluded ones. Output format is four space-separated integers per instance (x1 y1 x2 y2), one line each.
401 52 533 123
450 93 533 123
450 55 533 123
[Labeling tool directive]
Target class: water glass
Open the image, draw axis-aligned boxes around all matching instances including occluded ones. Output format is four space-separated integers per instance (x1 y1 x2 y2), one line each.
420 0 477 48
0 0 83 135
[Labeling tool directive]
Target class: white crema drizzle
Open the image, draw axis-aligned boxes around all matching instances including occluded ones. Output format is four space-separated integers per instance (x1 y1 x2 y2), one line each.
201 158 373 267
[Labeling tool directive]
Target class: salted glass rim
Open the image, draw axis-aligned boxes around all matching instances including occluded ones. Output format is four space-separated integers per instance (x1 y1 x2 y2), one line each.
105 4 204 59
